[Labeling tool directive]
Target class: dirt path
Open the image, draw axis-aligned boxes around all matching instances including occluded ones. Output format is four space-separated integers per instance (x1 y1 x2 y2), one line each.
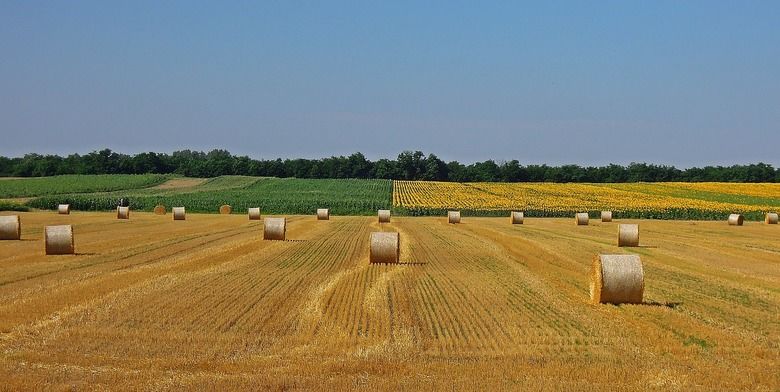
149 177 208 190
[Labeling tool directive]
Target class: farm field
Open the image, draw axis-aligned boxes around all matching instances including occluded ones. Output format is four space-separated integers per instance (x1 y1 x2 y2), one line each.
394 180 780 220
24 177 393 216
0 174 171 198
2 175 780 220
0 211 777 390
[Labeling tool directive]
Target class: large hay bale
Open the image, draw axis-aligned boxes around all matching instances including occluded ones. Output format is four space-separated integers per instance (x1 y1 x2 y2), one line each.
58 204 70 215
264 217 286 240
317 208 330 220
248 207 261 220
154 205 166 215
575 212 589 226
172 207 186 221
44 225 75 255
116 206 130 220
378 209 391 223
0 215 21 240
448 211 461 224
601 211 613 222
590 254 644 304
219 205 232 215
728 214 744 226
765 213 778 225
370 232 400 264
618 224 639 247
510 211 524 224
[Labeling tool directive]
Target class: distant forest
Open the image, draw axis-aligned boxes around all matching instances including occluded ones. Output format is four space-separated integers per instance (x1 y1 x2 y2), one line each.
1 149 778 183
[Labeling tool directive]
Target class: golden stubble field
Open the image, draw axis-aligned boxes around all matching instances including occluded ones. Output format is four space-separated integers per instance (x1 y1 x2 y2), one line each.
0 212 778 390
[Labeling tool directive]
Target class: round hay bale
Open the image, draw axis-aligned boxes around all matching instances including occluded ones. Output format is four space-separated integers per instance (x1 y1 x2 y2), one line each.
448 211 461 224
116 206 130 220
58 204 70 215
590 254 644 304
618 224 639 247
601 211 613 222
765 213 778 225
172 207 186 221
575 212 589 226
370 232 399 264
317 208 330 220
510 211 524 224
44 225 74 255
0 215 21 240
153 205 166 215
378 209 391 223
219 205 232 215
728 214 744 226
248 207 261 220
264 217 286 240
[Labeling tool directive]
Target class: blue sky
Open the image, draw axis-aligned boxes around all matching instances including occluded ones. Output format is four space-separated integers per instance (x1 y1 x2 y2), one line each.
1 1 778 166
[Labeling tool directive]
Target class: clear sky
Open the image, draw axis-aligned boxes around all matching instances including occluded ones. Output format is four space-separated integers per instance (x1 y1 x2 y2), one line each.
1 1 778 166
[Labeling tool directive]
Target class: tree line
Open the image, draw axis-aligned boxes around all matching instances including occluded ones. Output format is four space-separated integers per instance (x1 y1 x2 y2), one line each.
0 149 778 182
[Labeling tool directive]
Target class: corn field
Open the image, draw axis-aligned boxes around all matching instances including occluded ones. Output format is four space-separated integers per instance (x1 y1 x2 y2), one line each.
26 177 392 215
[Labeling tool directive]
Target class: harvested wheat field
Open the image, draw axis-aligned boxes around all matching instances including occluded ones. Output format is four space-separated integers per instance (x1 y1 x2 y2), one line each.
0 212 778 390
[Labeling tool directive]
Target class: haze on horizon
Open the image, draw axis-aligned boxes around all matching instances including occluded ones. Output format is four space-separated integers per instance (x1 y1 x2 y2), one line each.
0 1 778 168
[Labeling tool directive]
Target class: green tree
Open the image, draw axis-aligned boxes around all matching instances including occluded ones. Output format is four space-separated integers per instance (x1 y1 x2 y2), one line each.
347 152 372 178
396 151 425 180
422 154 448 180
372 159 397 179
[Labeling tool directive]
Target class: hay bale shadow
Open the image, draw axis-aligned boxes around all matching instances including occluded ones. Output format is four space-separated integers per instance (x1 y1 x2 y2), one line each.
367 260 427 266
643 301 682 309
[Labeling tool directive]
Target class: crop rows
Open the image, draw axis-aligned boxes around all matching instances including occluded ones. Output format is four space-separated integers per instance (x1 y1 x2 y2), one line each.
0 213 778 389
393 180 780 220
27 178 392 216
0 174 170 198
8 175 780 219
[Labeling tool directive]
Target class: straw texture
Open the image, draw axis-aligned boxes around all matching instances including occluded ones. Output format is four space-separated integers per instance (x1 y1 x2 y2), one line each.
510 211 524 224
317 208 330 220
601 211 613 222
370 232 400 264
172 207 186 221
617 224 639 247
575 212 589 226
765 213 778 225
58 204 70 215
0 215 21 240
219 205 232 215
45 225 75 255
248 207 261 220
378 209 391 223
448 211 461 224
264 217 286 240
154 205 166 215
590 254 644 304
116 206 130 220
728 214 744 226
